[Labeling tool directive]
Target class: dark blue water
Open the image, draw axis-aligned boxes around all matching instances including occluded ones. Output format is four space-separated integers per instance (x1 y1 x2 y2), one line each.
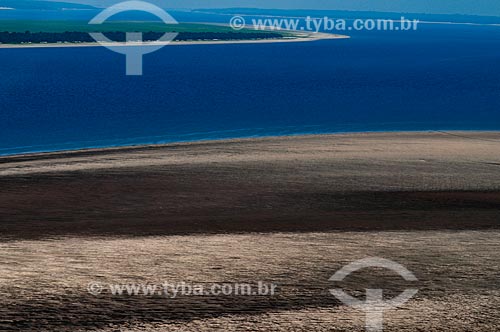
1 23 500 155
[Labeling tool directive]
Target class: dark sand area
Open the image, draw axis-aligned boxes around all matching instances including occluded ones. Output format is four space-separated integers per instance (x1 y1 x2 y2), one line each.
1 132 500 239
0 132 499 331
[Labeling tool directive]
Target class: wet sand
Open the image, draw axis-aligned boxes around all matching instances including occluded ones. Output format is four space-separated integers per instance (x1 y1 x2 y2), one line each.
0 132 499 331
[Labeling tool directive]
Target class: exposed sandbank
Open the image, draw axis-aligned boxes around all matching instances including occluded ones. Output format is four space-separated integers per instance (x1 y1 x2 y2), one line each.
1 131 499 240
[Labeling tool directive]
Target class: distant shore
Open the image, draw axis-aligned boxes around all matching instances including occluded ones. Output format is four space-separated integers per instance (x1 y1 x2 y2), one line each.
0 32 348 49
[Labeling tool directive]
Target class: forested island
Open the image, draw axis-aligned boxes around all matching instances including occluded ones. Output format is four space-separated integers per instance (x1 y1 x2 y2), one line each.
0 21 293 45
0 31 285 44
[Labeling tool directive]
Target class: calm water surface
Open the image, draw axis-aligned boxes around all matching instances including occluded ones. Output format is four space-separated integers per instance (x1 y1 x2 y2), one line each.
1 23 500 155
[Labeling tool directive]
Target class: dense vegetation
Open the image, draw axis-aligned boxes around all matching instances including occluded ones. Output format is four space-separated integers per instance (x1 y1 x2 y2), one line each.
0 31 284 44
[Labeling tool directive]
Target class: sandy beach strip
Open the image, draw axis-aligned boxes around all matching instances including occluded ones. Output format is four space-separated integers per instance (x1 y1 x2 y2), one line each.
0 32 348 49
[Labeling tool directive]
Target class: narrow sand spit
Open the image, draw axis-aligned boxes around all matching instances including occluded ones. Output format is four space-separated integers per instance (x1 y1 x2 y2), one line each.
0 32 348 49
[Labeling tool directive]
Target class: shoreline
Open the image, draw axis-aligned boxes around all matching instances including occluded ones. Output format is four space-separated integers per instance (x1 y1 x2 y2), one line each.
0 130 499 161
0 32 348 49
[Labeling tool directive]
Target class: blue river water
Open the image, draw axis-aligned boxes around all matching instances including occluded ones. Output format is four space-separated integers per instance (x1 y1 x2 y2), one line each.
1 20 500 155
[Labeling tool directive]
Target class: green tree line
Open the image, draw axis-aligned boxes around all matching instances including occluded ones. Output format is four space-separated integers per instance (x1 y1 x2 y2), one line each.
0 31 284 44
